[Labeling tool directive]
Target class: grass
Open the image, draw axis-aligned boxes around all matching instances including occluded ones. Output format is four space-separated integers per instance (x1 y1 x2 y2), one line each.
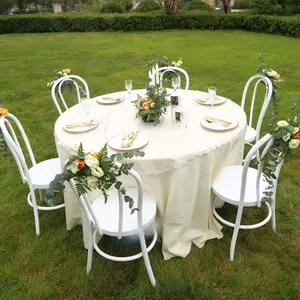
0 30 300 299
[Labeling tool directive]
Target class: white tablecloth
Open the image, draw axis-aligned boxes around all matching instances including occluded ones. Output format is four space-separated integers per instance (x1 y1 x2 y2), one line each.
54 89 247 260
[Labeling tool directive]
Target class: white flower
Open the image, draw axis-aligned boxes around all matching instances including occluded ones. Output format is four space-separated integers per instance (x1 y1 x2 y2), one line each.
85 154 99 169
175 58 183 67
91 166 104 178
87 176 98 189
67 160 79 174
293 127 299 134
277 120 289 127
289 139 300 149
282 133 291 142
267 70 277 77
57 71 63 75
150 102 155 108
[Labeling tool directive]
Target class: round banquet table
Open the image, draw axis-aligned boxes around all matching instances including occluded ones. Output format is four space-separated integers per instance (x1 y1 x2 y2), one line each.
54 89 247 260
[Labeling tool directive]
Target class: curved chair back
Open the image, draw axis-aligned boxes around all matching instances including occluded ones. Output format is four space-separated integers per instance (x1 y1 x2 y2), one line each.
241 74 273 142
0 113 36 184
157 66 189 90
51 75 90 115
71 168 145 238
240 133 284 208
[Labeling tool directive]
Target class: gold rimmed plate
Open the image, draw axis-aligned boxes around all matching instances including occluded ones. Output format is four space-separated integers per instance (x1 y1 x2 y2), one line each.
108 132 149 151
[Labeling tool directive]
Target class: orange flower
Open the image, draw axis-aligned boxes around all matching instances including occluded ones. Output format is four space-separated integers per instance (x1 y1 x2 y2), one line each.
149 99 153 104
65 69 71 74
294 132 300 140
76 159 85 170
275 73 281 80
0 107 8 116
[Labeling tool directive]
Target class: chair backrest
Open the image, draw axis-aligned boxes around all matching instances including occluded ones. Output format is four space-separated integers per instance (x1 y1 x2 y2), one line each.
0 113 35 185
51 75 90 115
240 133 284 207
157 66 190 90
241 74 273 142
69 168 145 237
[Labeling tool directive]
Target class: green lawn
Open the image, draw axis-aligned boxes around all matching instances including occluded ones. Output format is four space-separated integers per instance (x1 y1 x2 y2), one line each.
0 30 300 299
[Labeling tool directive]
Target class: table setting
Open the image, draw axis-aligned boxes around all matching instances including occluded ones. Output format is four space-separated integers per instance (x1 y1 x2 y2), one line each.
53 72 247 260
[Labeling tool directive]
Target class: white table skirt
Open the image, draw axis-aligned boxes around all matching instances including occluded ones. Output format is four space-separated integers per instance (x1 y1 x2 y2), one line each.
54 89 247 260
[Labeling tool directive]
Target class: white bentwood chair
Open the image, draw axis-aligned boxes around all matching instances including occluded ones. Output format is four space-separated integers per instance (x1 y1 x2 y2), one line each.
212 133 283 261
156 66 190 90
51 75 90 115
0 113 64 236
241 74 273 145
69 168 157 286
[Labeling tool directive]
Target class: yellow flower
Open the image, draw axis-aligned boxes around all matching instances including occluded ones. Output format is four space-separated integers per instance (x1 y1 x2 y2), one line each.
0 107 8 116
171 61 176 65
65 68 71 74
275 73 281 80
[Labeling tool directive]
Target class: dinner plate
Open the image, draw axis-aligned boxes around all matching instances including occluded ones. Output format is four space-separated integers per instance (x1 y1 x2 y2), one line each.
63 120 99 133
195 96 227 106
201 117 239 131
108 132 149 151
96 95 125 105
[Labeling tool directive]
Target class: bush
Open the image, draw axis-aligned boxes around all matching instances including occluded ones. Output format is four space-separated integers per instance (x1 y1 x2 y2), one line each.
232 0 250 9
0 11 300 38
100 1 124 13
281 0 300 15
135 0 161 12
183 0 213 11
249 0 282 15
119 0 133 11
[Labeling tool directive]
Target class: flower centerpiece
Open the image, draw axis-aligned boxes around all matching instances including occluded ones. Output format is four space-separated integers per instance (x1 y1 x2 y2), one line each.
45 143 145 213
262 97 299 202
47 68 71 88
257 54 283 127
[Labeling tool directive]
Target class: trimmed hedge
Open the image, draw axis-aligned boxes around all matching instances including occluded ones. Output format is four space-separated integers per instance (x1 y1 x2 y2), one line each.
0 12 300 37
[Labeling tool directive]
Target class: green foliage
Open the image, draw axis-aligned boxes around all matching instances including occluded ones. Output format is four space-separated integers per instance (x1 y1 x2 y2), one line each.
0 12 300 38
249 0 282 15
135 0 161 12
232 0 250 9
256 54 282 128
45 143 145 214
183 0 213 11
118 0 133 11
100 1 124 13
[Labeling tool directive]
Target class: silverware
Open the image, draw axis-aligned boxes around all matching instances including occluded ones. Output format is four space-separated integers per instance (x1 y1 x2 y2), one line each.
121 132 126 148
66 120 95 129
127 130 140 148
205 116 232 127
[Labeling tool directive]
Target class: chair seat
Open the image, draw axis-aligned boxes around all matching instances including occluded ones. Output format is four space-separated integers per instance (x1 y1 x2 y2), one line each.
212 165 269 207
245 126 256 144
29 158 61 189
91 188 156 236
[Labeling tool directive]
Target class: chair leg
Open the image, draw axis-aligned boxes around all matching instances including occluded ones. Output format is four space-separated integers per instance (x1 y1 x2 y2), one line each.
86 223 94 274
230 205 244 261
138 230 156 287
271 195 276 232
38 189 44 202
33 203 40 236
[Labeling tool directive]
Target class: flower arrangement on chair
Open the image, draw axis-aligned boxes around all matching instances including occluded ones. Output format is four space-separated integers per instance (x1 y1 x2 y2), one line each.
145 56 183 83
257 54 283 127
262 97 299 202
47 68 87 98
45 143 145 214
0 103 9 155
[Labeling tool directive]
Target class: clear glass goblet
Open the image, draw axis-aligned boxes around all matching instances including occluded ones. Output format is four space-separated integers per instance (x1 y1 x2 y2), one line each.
208 87 217 110
172 76 180 91
125 80 132 99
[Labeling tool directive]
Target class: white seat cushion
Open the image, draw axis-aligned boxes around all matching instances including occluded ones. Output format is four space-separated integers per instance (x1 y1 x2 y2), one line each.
91 188 156 236
245 126 256 144
212 165 269 207
29 158 61 189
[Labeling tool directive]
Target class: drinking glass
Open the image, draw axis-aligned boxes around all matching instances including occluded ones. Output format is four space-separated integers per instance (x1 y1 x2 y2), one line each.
100 114 110 141
181 108 191 135
172 76 180 91
80 99 90 119
125 80 132 98
208 87 217 110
